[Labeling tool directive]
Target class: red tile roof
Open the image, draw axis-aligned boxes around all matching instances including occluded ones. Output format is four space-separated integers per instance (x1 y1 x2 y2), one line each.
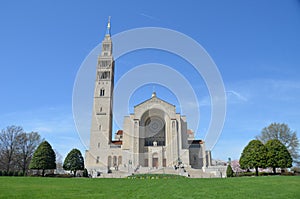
111 140 122 145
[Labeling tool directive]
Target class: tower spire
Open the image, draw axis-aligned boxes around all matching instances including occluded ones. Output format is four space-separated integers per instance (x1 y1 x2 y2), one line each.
106 16 111 36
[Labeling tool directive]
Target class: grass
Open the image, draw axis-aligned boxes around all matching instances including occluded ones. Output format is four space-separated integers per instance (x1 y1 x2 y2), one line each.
0 176 299 199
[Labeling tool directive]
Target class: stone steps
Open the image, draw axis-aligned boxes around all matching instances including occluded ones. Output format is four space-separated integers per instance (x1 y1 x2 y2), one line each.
97 165 227 178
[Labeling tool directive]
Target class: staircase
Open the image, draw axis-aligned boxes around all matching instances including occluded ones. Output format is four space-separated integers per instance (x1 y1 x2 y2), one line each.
95 165 227 178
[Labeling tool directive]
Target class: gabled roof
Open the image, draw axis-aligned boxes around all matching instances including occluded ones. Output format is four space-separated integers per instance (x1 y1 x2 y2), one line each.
134 92 175 109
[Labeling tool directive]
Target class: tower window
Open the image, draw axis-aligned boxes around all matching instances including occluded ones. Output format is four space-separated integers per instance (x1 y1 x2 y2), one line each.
99 125 102 130
99 71 110 79
103 44 110 51
99 60 110 68
96 156 99 163
100 89 105 96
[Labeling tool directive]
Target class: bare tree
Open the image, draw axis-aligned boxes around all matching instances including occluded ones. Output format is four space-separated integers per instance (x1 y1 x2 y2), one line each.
0 125 23 172
16 132 42 175
54 149 64 173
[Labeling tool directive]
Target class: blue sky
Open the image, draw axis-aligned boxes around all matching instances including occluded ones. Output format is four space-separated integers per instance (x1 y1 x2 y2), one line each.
0 0 300 161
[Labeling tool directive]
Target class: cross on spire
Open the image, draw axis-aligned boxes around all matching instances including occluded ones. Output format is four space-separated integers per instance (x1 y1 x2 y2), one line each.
106 16 111 36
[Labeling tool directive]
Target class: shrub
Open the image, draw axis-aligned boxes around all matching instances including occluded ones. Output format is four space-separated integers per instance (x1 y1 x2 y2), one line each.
13 171 19 176
127 174 186 179
258 172 270 176
44 173 56 177
226 165 234 177
291 167 300 174
8 171 14 176
281 172 295 176
0 170 2 176
3 171 8 176
55 174 73 178
238 172 254 177
18 171 24 176
83 168 88 177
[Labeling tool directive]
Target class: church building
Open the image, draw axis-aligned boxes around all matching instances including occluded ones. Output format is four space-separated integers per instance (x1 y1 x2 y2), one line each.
85 19 212 177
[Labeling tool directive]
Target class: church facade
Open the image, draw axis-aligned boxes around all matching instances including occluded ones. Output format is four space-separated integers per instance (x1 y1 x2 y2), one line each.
85 20 212 177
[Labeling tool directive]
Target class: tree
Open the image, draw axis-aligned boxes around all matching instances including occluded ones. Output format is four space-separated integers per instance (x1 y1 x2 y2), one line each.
54 149 63 173
29 141 56 176
16 132 42 175
256 123 299 164
265 139 292 174
0 125 23 172
226 164 234 177
63 149 84 177
239 140 267 176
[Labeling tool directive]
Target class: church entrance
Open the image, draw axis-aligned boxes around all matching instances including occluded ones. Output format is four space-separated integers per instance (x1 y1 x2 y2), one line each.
152 153 159 168
152 158 158 168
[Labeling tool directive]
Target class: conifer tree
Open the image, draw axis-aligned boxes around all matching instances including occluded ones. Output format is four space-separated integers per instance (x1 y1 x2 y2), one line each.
29 141 56 176
63 148 84 177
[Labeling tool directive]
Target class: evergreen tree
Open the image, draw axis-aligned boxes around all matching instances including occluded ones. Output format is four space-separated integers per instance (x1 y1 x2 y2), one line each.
265 139 292 173
226 164 234 177
63 148 84 177
29 141 56 176
240 140 267 176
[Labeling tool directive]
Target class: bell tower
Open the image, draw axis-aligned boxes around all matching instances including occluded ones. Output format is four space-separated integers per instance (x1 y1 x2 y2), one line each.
89 17 114 158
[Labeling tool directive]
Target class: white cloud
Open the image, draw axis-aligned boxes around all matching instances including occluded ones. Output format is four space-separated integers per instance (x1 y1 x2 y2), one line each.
226 90 248 102
139 13 160 21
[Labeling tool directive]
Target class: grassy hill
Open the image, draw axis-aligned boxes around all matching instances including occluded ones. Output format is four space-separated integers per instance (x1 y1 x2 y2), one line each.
0 176 299 198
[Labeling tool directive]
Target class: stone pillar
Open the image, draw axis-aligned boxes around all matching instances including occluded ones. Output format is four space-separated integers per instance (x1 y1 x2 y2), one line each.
133 119 139 167
200 141 207 168
206 150 212 166
171 119 178 165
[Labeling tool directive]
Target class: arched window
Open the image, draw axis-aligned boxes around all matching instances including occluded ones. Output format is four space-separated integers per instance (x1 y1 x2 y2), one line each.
99 125 102 130
107 156 112 168
96 156 99 164
100 89 105 96
118 156 122 165
113 156 117 166
100 107 102 112
144 117 165 146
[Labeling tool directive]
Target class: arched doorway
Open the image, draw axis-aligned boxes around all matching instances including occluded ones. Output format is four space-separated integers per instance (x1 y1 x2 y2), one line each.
152 153 159 168
139 108 167 167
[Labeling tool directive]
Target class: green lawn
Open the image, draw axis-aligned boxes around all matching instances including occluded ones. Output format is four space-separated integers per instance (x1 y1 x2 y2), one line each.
0 176 299 199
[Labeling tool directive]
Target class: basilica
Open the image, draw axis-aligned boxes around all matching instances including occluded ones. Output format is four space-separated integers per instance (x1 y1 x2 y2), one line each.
85 19 214 177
